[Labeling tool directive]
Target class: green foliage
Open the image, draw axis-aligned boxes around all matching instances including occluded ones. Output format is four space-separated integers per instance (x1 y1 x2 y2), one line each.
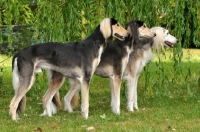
0 0 199 52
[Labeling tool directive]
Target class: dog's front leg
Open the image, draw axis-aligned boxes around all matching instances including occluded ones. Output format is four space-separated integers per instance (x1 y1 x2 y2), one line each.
110 76 121 114
80 81 90 119
126 75 135 112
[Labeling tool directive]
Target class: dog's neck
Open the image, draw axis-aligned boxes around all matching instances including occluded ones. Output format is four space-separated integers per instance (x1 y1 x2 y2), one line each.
88 25 110 45
124 35 134 49
138 37 154 50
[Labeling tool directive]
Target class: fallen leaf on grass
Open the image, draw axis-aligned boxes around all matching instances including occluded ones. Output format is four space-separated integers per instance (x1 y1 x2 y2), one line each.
86 126 95 131
34 127 42 132
100 114 106 119
50 125 57 129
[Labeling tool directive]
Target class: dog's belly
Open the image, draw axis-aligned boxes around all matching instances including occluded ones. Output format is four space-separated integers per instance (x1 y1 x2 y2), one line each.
35 60 82 79
95 65 113 78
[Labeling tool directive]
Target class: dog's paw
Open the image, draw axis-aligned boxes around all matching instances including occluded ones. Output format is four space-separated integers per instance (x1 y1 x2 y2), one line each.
127 106 134 112
133 103 139 110
50 102 57 114
81 111 88 119
40 109 52 117
64 103 73 113
9 111 19 121
40 110 47 116
112 107 120 115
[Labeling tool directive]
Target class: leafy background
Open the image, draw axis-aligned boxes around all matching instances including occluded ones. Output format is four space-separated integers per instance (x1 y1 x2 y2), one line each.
0 0 200 96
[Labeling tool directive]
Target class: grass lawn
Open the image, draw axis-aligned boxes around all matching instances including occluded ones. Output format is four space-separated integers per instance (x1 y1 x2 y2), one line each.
0 49 200 131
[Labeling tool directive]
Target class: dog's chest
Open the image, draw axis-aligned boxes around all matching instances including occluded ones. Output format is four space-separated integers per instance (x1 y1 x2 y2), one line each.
142 49 153 66
91 45 104 74
125 46 133 63
96 45 104 65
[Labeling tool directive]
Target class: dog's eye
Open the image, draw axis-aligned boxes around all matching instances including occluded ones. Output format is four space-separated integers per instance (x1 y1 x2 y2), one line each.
143 25 146 28
117 24 119 26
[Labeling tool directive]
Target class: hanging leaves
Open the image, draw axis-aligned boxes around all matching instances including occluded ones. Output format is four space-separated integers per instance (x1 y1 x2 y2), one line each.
0 0 199 96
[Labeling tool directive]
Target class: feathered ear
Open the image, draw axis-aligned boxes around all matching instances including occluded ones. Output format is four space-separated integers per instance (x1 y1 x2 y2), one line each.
151 27 164 50
100 18 112 39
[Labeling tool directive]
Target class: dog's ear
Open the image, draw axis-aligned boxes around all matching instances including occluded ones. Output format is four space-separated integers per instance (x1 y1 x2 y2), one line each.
151 27 164 50
135 20 144 27
126 21 139 37
110 18 117 25
100 18 112 39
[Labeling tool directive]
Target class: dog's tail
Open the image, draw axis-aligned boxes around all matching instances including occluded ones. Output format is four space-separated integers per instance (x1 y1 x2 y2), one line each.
71 92 79 108
52 92 62 108
12 57 27 114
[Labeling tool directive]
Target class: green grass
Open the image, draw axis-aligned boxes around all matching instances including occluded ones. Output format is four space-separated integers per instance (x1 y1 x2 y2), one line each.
0 49 200 131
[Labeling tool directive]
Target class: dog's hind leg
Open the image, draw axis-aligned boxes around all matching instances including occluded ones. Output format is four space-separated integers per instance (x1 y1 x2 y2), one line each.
64 79 80 113
110 75 121 114
41 70 64 117
9 58 35 120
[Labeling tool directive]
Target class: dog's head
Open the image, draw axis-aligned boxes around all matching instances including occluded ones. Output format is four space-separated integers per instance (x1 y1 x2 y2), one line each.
151 27 178 49
126 20 156 38
100 18 129 41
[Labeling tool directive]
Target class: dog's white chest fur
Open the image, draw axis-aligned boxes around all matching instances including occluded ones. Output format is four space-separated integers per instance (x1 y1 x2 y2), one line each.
126 46 133 63
142 48 154 66
91 45 104 75
97 45 104 65
122 46 133 72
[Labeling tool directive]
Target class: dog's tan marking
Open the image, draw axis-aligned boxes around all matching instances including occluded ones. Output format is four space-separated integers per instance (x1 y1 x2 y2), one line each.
112 23 129 41
138 24 155 38
100 18 129 41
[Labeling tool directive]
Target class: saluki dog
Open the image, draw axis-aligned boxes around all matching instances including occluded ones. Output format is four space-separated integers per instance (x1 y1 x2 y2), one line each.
124 27 178 112
51 20 156 114
63 26 178 114
9 18 129 120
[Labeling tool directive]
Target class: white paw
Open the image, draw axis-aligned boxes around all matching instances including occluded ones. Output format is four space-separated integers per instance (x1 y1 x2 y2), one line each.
111 106 120 115
40 110 47 116
127 106 134 112
133 103 139 110
64 103 73 113
81 111 88 119
50 102 57 114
